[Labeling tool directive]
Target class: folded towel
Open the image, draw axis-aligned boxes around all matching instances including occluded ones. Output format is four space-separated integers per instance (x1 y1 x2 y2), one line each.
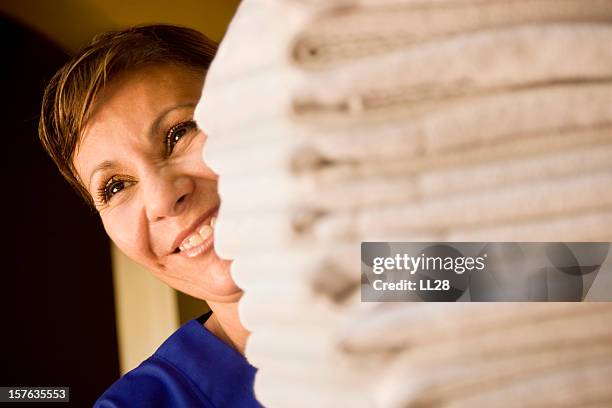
290 0 612 68
380 345 612 407
338 303 612 352
217 141 612 214
314 171 612 239
447 211 612 242
294 24 612 110
203 89 612 177
254 364 373 408
445 362 612 408
212 170 612 256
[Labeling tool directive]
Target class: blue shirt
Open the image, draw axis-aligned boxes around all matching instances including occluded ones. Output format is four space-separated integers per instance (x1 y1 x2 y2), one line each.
94 312 263 407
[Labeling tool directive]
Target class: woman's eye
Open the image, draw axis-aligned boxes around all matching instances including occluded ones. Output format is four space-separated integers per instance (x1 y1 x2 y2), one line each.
107 180 125 197
97 178 127 204
166 120 196 154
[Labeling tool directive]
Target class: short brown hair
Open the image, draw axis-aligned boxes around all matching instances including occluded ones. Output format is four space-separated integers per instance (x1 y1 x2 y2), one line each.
39 24 217 206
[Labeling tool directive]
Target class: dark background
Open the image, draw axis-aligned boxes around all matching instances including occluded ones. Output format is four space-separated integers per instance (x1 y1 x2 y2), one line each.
2 16 119 406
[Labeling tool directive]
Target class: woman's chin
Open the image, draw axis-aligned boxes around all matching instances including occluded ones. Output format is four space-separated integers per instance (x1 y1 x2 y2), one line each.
183 254 243 302
134 243 243 302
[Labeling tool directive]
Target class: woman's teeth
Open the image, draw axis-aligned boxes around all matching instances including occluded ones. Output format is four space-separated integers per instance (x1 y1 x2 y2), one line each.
179 217 216 252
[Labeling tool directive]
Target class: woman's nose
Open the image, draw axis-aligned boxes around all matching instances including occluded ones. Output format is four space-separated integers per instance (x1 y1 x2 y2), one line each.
141 171 193 222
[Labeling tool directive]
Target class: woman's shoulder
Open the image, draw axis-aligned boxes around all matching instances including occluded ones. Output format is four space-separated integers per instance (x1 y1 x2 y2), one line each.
93 313 262 408
93 352 214 408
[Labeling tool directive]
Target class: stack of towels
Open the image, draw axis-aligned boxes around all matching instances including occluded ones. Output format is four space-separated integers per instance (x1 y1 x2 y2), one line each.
195 0 612 406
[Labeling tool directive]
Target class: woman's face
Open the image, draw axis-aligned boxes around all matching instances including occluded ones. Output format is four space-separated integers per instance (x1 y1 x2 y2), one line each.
74 64 240 303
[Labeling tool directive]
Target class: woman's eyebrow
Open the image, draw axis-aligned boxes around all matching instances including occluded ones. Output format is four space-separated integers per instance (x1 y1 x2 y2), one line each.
149 103 196 139
89 160 115 189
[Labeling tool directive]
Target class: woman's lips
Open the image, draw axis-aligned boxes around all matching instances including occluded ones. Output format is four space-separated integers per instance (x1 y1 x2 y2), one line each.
171 205 219 258
178 216 216 258
179 215 216 252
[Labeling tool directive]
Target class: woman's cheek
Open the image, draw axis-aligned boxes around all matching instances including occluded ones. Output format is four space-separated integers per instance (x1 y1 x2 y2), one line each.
101 206 147 266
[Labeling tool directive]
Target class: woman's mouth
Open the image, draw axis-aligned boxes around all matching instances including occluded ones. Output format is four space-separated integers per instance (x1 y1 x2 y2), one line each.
176 214 217 258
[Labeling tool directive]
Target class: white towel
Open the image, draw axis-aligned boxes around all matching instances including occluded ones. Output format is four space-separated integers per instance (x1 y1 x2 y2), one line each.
288 0 612 68
194 1 612 406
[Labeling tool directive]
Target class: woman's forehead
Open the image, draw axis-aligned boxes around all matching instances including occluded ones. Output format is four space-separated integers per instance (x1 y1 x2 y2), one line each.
88 64 204 119
81 64 203 144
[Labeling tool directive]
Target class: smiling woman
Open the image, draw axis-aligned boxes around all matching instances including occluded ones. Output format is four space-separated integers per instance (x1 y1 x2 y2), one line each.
38 25 262 407
75 64 235 301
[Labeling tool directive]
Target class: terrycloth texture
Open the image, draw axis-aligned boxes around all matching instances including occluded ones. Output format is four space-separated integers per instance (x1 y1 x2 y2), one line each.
294 24 612 112
203 104 612 178
289 0 612 68
211 170 612 256
195 0 612 407
217 141 612 214
338 303 612 351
